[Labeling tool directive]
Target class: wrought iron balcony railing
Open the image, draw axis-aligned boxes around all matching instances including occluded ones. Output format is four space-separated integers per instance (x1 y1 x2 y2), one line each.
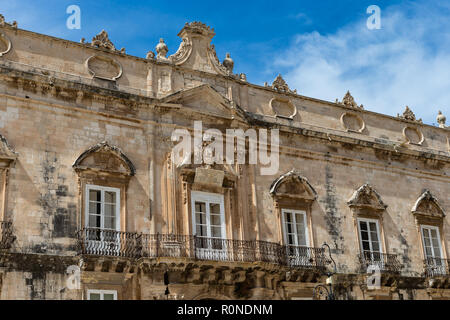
358 251 402 273
76 229 327 270
0 221 15 250
76 228 143 258
424 257 450 277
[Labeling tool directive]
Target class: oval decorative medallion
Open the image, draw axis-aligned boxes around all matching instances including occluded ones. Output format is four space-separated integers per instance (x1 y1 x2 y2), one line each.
85 55 123 81
340 112 365 133
0 32 12 57
269 98 297 120
403 126 424 145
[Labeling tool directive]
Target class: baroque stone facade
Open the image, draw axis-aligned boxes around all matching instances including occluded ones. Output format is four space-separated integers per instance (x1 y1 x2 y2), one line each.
0 18 449 300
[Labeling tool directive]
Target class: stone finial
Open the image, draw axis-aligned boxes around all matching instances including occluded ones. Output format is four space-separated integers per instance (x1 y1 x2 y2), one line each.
271 74 295 94
156 38 169 60
437 111 446 128
338 91 364 109
91 30 116 51
0 14 5 27
397 106 422 123
222 53 234 73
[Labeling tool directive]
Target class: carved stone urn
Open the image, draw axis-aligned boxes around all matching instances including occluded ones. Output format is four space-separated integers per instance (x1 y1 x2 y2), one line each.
222 53 234 74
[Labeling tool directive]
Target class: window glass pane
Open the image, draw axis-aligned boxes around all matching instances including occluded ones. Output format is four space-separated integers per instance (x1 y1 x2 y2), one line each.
430 229 438 239
104 204 116 217
371 241 380 252
211 226 222 238
103 293 115 300
297 234 306 246
196 212 206 225
195 202 206 213
209 203 220 214
89 293 101 300
88 215 101 228
285 212 292 223
196 225 207 237
370 231 379 242
424 246 433 258
423 236 431 248
89 190 101 202
369 222 377 233
104 216 116 230
89 202 100 215
104 191 116 204
359 221 367 231
362 241 371 251
210 214 221 226
288 234 295 246
360 230 369 241
286 222 293 234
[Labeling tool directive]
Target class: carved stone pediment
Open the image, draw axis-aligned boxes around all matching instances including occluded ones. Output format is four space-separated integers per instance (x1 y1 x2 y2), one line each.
348 184 387 211
160 84 244 120
412 190 445 219
73 141 135 177
270 169 317 202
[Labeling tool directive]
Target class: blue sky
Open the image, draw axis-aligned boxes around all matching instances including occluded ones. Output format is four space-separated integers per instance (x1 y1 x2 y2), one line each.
1 0 449 125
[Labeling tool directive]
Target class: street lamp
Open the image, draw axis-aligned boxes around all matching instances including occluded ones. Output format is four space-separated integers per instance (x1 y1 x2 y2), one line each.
313 243 337 300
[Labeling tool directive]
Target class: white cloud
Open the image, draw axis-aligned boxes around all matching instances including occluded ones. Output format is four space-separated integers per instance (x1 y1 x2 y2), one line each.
274 1 450 125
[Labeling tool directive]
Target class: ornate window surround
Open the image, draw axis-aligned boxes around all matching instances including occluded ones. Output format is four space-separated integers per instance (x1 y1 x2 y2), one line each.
73 141 135 232
411 190 447 262
269 169 317 246
347 184 389 255
171 159 238 238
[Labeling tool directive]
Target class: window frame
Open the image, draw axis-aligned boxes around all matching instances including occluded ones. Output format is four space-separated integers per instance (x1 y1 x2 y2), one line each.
281 209 310 248
191 191 226 240
87 289 118 300
420 225 444 260
85 184 121 231
357 217 382 255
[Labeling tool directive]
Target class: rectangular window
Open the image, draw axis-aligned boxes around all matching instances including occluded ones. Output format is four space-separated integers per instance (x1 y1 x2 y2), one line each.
191 191 226 256
357 218 382 261
421 225 443 260
86 185 120 231
87 289 117 300
282 209 310 266
85 185 120 244
282 209 309 247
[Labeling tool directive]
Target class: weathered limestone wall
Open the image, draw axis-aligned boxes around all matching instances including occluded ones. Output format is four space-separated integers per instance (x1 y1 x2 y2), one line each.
0 20 448 300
